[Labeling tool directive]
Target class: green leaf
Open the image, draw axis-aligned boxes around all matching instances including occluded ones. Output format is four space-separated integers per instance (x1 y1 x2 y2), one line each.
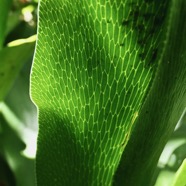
31 0 175 185
155 170 175 186
171 159 186 186
0 36 36 101
0 0 12 48
4 56 38 158
114 0 186 185
0 57 37 185
5 57 38 133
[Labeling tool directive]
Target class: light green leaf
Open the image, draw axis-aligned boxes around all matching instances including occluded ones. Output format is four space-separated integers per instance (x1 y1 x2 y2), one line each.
0 57 37 185
4 58 38 158
5 58 38 132
0 36 36 101
171 159 186 186
155 170 175 186
31 0 176 185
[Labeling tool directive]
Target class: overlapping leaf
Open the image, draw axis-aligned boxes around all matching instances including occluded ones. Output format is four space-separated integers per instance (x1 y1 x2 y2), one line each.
0 36 36 101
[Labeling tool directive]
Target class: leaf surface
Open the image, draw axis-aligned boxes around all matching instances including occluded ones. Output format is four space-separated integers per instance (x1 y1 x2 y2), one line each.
114 0 186 185
31 0 179 185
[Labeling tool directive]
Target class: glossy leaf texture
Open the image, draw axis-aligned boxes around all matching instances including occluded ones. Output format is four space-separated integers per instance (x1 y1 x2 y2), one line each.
30 0 182 185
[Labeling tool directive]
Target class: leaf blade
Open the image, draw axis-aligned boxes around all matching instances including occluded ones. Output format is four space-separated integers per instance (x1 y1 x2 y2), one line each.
0 36 36 101
31 0 172 185
114 0 186 185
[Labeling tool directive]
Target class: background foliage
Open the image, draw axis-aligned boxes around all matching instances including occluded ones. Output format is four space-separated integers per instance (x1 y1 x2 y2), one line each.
0 0 37 185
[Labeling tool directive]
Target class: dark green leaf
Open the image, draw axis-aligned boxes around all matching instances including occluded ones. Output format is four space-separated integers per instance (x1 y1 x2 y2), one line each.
0 0 12 48
114 0 186 185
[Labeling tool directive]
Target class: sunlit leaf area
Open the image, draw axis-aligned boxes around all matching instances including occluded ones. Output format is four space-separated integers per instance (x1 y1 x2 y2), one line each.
0 0 185 186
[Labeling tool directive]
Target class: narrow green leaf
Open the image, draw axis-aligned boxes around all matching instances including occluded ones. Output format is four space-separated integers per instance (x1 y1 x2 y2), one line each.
31 0 172 185
0 36 36 101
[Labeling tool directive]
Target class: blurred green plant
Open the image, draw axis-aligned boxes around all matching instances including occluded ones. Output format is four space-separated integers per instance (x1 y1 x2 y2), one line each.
0 0 37 185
